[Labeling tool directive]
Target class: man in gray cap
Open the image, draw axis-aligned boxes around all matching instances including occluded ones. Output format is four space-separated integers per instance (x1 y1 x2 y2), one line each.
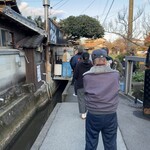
83 49 120 150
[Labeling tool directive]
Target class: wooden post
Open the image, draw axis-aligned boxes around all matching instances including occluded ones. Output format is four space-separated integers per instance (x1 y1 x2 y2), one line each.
127 0 134 52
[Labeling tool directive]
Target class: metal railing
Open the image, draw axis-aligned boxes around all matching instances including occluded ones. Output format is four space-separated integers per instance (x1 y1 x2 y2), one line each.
125 56 145 95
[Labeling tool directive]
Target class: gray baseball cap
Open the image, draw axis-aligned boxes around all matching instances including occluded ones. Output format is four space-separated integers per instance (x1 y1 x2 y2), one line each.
92 49 109 60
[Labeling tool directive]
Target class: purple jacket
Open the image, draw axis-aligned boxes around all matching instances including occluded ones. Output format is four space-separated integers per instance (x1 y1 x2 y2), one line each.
83 66 119 114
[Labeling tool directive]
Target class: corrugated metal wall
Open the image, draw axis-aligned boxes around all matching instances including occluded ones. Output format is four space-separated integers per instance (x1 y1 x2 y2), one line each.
24 49 45 90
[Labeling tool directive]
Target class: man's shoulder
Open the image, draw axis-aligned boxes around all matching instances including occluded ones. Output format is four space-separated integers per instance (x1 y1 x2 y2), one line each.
83 66 119 76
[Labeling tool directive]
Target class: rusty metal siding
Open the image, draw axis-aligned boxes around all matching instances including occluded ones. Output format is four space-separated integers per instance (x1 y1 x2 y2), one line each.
24 49 36 84
24 49 46 90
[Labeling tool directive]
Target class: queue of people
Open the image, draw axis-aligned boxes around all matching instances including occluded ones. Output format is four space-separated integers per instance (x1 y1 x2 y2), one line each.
73 52 93 119
70 46 84 96
68 46 119 150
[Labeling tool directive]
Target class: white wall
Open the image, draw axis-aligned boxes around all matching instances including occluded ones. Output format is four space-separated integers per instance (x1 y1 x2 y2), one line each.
0 50 26 92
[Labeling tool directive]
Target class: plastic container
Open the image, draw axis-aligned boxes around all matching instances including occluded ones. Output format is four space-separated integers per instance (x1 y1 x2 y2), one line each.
120 82 125 92
54 64 62 75
62 62 72 77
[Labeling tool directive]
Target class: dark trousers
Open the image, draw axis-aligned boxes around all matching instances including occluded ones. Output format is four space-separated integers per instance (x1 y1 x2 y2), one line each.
74 79 77 95
85 112 118 150
77 88 86 113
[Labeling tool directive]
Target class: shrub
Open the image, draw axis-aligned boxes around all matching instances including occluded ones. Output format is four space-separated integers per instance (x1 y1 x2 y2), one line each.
132 71 145 82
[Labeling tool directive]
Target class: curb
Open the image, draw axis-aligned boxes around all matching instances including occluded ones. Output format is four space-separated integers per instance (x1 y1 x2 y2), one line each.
62 80 71 102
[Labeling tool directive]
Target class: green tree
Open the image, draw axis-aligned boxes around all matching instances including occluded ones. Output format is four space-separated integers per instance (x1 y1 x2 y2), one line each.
34 16 44 29
27 16 44 29
59 15 104 39
27 16 32 20
52 16 57 21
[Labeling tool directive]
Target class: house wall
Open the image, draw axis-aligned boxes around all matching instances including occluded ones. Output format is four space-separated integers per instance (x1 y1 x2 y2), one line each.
0 7 60 149
0 50 26 92
0 20 26 43
0 18 37 93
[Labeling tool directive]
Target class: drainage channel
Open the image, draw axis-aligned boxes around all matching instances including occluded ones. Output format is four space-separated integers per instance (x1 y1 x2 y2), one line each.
5 80 68 150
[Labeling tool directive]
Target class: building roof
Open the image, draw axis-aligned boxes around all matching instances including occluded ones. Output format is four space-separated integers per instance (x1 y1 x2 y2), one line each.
82 38 106 50
16 35 45 49
0 6 46 36
0 0 20 13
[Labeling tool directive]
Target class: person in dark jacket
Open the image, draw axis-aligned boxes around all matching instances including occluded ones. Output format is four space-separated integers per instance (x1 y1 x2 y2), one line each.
70 46 83 96
74 52 92 119
70 46 83 71
83 49 120 150
70 49 78 71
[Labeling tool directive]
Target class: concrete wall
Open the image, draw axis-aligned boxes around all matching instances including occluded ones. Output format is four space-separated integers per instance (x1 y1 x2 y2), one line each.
0 50 26 92
0 80 59 150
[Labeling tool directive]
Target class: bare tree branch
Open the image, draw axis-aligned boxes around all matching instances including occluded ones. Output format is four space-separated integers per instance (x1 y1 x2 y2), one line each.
104 6 145 48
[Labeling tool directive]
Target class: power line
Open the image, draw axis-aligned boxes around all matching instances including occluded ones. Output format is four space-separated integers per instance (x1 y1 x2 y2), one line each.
101 0 109 17
50 0 70 16
102 0 115 25
52 0 64 8
80 0 96 15
55 0 70 10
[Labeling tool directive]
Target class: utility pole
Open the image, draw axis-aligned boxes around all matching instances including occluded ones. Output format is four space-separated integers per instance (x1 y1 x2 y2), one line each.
127 0 134 52
43 0 51 83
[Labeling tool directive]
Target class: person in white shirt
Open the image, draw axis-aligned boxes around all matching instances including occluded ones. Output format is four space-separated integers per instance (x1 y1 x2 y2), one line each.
62 49 71 62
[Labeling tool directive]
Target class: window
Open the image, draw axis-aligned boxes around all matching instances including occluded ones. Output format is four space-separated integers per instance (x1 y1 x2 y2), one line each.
1 30 7 46
0 29 14 47
8 32 14 45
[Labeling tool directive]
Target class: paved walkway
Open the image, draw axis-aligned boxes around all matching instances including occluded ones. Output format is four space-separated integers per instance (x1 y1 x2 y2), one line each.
31 81 150 150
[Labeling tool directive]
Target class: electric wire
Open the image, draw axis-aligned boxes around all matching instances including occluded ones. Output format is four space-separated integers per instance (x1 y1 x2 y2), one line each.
52 0 64 8
50 0 70 16
80 0 96 15
55 0 70 10
102 0 115 25
101 0 109 17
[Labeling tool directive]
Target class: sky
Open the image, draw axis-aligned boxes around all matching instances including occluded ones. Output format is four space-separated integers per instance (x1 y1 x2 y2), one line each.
17 0 150 41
